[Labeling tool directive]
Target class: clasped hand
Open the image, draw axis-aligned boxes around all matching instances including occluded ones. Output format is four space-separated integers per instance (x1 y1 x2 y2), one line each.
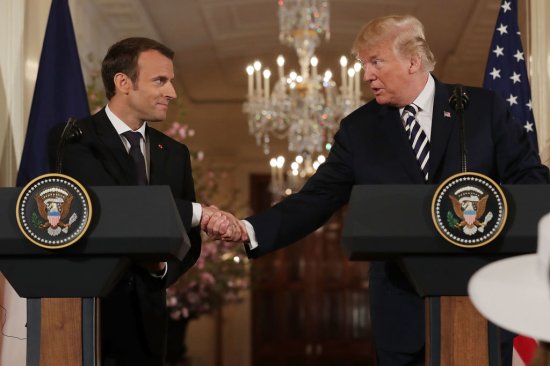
201 205 248 242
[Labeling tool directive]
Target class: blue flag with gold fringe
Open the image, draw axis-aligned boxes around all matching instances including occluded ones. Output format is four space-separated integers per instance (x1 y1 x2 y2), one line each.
16 0 89 186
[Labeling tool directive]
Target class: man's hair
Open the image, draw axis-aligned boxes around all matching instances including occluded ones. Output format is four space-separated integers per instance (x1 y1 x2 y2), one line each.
101 37 174 100
352 15 436 72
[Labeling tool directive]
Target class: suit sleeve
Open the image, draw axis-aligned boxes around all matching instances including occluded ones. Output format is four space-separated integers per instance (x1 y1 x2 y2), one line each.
165 143 202 286
245 118 356 258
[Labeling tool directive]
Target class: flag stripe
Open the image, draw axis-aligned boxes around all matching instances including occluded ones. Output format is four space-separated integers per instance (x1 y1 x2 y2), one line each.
484 2 540 365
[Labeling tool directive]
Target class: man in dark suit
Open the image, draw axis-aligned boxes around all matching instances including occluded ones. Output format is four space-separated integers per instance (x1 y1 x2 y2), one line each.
51 37 240 365
206 15 550 366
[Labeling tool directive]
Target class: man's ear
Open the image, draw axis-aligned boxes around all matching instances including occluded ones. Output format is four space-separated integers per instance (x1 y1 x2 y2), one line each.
113 72 132 95
409 54 422 74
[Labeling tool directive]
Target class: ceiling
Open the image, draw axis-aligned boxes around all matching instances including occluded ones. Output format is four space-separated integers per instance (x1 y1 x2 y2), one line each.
92 0 506 165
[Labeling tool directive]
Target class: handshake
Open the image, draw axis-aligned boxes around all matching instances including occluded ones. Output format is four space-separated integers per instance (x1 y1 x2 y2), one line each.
200 205 249 242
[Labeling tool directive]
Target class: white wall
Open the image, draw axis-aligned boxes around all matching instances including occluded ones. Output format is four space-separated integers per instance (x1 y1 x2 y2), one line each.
530 0 550 164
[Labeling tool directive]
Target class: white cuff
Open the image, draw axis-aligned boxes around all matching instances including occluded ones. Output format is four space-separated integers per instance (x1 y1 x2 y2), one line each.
150 262 168 279
242 220 258 250
191 202 202 228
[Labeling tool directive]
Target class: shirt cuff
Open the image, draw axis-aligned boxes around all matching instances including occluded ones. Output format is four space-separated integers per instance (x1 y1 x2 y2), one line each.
242 220 258 250
150 262 168 279
191 202 202 228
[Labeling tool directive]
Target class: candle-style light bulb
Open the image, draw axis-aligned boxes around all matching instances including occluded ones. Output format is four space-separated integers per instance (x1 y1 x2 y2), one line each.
263 69 271 102
348 67 355 96
246 65 254 98
310 56 319 67
310 56 319 79
276 155 285 167
340 56 348 90
253 61 262 95
277 55 285 81
339 56 348 67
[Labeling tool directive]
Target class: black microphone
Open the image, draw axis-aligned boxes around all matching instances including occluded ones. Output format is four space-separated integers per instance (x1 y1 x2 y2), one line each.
55 117 82 173
449 85 469 172
449 85 469 112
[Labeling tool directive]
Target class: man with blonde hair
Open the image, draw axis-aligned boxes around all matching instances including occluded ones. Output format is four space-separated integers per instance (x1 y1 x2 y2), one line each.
209 14 549 365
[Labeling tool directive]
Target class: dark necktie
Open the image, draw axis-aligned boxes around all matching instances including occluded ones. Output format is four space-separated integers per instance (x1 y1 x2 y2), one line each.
122 131 148 185
402 104 430 181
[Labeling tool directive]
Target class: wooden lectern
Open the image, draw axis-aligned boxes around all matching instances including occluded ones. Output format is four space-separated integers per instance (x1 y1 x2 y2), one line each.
342 185 550 366
0 185 190 366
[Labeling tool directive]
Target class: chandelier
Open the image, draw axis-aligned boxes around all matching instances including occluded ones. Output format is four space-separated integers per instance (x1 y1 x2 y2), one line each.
243 0 363 156
269 153 327 199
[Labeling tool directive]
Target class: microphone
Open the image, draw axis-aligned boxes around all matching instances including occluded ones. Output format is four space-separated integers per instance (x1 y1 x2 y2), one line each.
449 85 469 112
55 117 82 173
449 85 469 172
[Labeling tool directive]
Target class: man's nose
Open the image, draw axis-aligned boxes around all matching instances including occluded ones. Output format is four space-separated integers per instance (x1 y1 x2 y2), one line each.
165 82 177 100
363 64 375 81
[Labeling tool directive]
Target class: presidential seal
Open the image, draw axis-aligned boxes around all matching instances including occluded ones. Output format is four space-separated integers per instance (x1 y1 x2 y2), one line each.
431 172 507 248
16 173 92 249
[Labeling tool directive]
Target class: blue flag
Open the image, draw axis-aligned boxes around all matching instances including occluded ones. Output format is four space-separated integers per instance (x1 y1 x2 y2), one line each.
483 0 538 151
16 0 89 186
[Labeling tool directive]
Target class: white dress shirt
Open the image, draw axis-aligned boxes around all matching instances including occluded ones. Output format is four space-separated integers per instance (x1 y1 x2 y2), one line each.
105 105 203 277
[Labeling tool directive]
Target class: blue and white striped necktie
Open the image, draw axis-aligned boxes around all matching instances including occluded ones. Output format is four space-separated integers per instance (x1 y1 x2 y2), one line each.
402 104 430 181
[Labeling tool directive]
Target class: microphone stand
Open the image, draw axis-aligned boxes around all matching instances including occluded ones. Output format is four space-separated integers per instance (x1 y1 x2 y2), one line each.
449 85 469 173
55 117 82 173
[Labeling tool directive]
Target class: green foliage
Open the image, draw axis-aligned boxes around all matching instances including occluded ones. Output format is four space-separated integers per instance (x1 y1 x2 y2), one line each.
31 212 43 228
447 211 459 227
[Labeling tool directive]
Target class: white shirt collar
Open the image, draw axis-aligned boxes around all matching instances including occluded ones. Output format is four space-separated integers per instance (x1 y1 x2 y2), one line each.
399 74 435 114
105 104 147 139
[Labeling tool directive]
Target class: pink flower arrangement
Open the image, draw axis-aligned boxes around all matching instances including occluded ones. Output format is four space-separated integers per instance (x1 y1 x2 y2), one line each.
164 117 249 320
166 238 249 319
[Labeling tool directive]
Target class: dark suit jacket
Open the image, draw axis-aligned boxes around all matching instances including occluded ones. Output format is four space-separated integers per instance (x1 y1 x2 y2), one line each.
50 108 201 365
246 78 549 353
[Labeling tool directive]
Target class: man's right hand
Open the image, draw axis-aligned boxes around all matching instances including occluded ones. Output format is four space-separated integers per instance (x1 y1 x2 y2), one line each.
200 205 248 242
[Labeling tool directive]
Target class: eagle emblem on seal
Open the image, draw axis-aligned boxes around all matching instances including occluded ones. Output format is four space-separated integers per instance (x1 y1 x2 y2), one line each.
34 187 78 237
448 186 493 236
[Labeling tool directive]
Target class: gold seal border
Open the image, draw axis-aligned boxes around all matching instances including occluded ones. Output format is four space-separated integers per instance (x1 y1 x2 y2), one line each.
431 172 508 249
16 173 93 250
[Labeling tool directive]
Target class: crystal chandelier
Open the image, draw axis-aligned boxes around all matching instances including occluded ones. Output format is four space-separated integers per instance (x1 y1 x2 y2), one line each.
244 0 363 156
269 153 327 199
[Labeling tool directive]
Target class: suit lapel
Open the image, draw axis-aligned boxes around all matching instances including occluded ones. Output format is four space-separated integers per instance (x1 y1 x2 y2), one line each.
428 79 456 183
378 106 425 182
92 109 135 184
147 127 168 185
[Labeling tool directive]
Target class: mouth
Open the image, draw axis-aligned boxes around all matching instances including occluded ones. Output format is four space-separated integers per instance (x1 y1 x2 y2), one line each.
371 87 383 96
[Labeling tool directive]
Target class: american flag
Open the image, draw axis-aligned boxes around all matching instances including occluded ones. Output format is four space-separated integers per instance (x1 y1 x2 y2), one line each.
484 2 539 365
483 0 538 151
